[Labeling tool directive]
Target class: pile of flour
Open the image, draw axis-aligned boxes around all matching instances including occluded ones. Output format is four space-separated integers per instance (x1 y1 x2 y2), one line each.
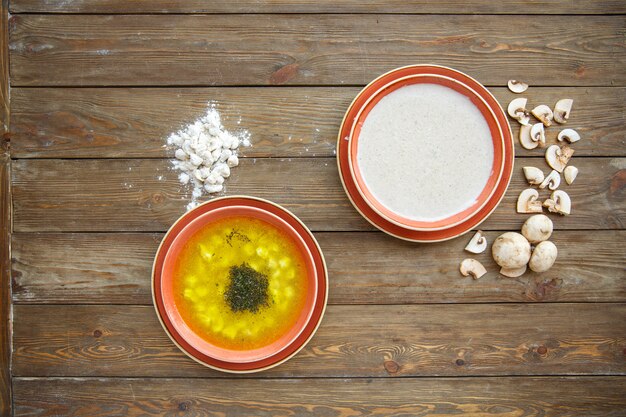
167 103 251 210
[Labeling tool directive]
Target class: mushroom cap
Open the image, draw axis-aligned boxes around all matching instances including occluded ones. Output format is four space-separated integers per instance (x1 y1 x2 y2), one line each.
519 125 537 150
464 231 487 254
460 258 487 279
517 189 543 214
530 123 546 146
523 166 545 185
529 241 558 273
539 170 561 191
564 165 579 185
554 99 574 124
557 128 581 143
508 80 529 94
531 104 553 127
492 232 532 269
521 214 554 244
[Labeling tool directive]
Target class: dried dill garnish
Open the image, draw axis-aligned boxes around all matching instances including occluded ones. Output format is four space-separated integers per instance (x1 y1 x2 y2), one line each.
225 229 251 247
225 263 269 313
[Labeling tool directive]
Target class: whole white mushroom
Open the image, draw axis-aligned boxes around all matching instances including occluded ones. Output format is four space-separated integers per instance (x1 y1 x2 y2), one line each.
529 241 558 272
492 232 531 277
521 214 553 244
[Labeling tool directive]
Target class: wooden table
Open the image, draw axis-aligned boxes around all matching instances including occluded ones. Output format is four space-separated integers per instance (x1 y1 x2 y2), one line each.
1 1 625 415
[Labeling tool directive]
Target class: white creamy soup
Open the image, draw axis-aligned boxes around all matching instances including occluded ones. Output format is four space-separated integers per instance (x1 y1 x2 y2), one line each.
356 83 494 222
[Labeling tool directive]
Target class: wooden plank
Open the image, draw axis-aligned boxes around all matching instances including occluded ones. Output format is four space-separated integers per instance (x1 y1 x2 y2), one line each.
0 0 11 414
13 377 626 417
8 15 626 87
12 304 626 377
10 87 626 159
11 157 626 232
10 0 626 15
11 231 626 305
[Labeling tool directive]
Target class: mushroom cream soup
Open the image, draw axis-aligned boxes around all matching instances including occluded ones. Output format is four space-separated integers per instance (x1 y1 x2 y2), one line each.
172 216 309 351
356 83 494 221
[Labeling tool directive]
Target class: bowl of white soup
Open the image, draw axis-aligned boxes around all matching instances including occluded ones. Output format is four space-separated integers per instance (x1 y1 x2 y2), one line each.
347 69 507 232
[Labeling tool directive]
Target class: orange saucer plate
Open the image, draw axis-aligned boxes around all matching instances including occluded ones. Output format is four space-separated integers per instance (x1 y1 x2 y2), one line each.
152 196 328 373
337 65 514 242
348 73 505 231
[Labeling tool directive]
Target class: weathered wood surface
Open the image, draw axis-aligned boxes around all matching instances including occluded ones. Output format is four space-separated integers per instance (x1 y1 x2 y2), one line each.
11 157 626 232
10 87 626 158
11 231 626 305
0 157 9 417
13 376 626 417
12 304 626 378
0 0 12 414
8 15 626 87
10 0 626 15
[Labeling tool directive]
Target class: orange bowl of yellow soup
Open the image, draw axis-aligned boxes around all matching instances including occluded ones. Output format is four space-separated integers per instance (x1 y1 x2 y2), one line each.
158 200 319 364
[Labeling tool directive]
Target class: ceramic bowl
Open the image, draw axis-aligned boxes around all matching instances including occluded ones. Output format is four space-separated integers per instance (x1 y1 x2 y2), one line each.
157 199 320 365
347 71 506 231
337 65 514 242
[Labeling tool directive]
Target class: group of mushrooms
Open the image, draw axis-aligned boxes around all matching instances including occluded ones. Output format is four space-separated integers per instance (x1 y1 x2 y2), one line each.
460 80 579 279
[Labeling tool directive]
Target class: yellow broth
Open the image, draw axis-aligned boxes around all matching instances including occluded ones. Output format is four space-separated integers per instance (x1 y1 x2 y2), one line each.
173 215 309 350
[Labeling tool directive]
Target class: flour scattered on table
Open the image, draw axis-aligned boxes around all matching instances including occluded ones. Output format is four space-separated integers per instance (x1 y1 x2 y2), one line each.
166 103 251 211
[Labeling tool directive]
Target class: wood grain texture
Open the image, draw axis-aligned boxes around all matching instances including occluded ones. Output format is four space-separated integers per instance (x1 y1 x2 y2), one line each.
0 0 11 414
10 87 626 158
12 304 626 377
13 376 626 417
11 231 626 305
8 14 626 87
10 0 626 14
0 130 10 417
11 157 626 232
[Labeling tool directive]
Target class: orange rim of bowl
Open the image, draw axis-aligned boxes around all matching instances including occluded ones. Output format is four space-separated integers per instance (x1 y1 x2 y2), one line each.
152 196 328 373
337 64 514 242
160 205 318 364
347 73 505 231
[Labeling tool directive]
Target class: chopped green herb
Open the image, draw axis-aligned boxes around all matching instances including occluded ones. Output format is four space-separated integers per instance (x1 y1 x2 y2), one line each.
225 263 269 313
225 229 251 247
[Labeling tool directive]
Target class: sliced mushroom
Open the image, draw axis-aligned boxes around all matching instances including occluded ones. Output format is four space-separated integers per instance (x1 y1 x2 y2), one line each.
460 259 487 280
519 125 537 150
557 128 581 143
564 166 578 185
553 99 573 124
543 190 571 215
523 167 545 185
465 231 487 254
545 144 574 172
508 80 529 94
517 189 543 213
539 170 561 190
530 123 546 148
500 265 527 278
507 98 531 125
529 241 558 273
521 214 553 244
531 104 554 127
